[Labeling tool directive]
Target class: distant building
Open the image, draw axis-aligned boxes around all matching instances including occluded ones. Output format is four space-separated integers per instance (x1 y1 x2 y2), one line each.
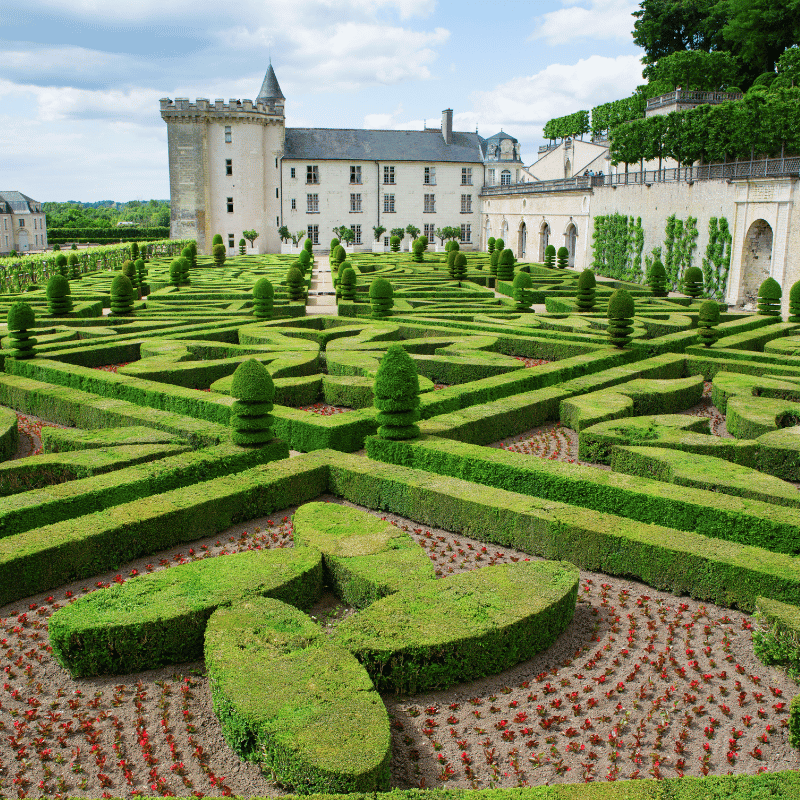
0 192 47 255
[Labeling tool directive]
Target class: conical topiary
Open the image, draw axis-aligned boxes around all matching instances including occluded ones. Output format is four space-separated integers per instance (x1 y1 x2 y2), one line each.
252 278 274 319
682 266 704 298
576 269 597 312
758 277 782 316
373 343 420 440
497 249 515 282
647 259 668 297
452 253 467 283
213 243 226 268
6 302 38 358
369 277 393 319
340 267 357 301
544 244 556 269
697 300 721 347
110 274 135 316
46 274 72 316
789 280 800 323
556 246 569 270
512 272 533 311
230 359 275 446
607 288 635 348
55 253 68 277
490 249 500 277
239 238 246 255
494 238 505 252
67 253 80 281
487 237 496 254
286 265 305 301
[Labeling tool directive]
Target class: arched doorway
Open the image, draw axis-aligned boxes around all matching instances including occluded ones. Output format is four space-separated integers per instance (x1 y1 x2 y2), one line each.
501 220 509 244
539 222 550 261
739 219 773 306
565 159 571 179
565 223 578 267
519 222 527 259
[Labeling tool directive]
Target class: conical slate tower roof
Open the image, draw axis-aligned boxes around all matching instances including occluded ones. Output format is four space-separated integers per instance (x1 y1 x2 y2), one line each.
257 64 285 103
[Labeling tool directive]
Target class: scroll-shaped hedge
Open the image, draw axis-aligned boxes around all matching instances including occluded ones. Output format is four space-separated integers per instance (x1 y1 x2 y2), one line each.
205 597 390 794
293 501 435 607
49 547 323 676
334 560 579 693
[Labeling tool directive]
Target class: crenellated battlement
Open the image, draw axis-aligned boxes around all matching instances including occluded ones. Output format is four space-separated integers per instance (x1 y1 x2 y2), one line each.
159 97 284 121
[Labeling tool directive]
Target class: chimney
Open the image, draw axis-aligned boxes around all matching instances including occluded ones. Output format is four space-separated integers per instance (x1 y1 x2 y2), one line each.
442 108 453 145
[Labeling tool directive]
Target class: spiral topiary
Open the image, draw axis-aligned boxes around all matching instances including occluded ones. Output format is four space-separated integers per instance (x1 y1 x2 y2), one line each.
544 244 556 270
789 281 800 323
487 237 496 254
490 249 500 277
213 243 226 268
373 343 420 440
647 259 668 297
697 300 721 347
512 272 533 311
682 266 704 298
110 274 135 315
135 258 146 286
230 359 275 447
67 253 81 280
576 269 597 312
411 239 424 263
495 238 505 252
497 249 515 282
556 246 569 270
55 253 68 277
239 238 246 256
6 302 38 358
252 278 274 320
340 267 357 301
758 277 782 317
389 235 400 253
46 274 72 316
369 277 393 319
212 234 223 246
607 288 635 348
286 265 305 301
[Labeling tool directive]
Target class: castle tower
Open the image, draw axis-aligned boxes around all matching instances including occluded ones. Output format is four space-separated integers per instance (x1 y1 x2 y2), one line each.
160 66 286 254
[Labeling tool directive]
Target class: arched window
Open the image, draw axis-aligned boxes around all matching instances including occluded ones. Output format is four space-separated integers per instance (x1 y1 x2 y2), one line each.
500 170 512 185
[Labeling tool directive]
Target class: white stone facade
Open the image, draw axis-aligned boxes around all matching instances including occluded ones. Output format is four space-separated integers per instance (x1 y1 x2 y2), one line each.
0 192 47 255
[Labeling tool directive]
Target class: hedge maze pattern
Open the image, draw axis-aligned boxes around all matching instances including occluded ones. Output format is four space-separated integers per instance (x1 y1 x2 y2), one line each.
1 244 800 799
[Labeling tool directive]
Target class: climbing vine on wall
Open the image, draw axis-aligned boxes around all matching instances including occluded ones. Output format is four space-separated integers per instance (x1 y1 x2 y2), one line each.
702 217 732 300
591 214 645 281
663 215 698 290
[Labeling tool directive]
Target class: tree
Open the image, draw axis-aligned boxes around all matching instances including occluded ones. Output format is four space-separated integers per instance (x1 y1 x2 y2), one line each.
434 226 460 245
775 46 800 88
373 225 386 241
290 231 306 246
242 230 259 247
278 226 291 243
645 49 742 92
390 227 405 242
333 226 355 245
405 224 420 241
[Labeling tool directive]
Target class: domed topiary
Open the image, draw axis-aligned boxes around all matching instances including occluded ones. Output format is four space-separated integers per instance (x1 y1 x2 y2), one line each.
758 277 782 317
55 253 68 277
181 245 193 266
239 238 246 256
46 274 72 316
512 272 533 311
230 359 275 447
252 278 274 319
6 302 37 359
576 269 597 312
330 237 340 252
67 253 80 281
110 274 135 316
607 288 635 348
446 241 460 253
297 249 311 273
369 277 394 319
340 267 357 301
446 248 458 278
373 343 420 440
286 265 305 301
490 249 500 277
495 238 505 252
335 260 351 300
213 243 226 268
332 244 346 266
789 281 800 323
556 246 569 270
212 234 223 246
487 237 496 254
647 259 668 297
682 266 704 298
411 239 424 263
697 300 721 347
497 249 515 282
123 259 139 290
389 235 401 253
544 244 556 270
169 259 182 289
188 241 198 269
304 238 313 255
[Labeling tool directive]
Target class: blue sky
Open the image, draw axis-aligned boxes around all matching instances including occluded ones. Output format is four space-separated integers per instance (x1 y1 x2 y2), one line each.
1 0 645 202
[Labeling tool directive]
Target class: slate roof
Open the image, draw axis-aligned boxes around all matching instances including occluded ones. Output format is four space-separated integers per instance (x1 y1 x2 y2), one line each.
0 192 38 214
284 128 487 163
486 130 518 143
258 64 285 102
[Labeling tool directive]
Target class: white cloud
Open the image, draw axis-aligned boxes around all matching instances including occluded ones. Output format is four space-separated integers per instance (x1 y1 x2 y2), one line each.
531 0 639 45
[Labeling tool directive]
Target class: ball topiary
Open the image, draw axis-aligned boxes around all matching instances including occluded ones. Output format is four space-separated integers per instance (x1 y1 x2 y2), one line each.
213 243 226 268
239 238 246 256
229 359 275 446
647 258 668 297
682 266 704 298
373 343 420 440
575 269 596 312
495 238 505 252
389 235 401 253
543 244 556 270
697 300 721 347
487 237 496 254
369 277 394 319
52 243 61 251
758 277 782 316
556 246 569 270
110 274 135 315
497 249 515 282
286 265 305 301
489 249 500 277
46 274 72 316
340 267 357 301
607 288 635 348
789 280 800 323
54 253 68 277
67 253 81 281
212 234 223 246
252 278 274 319
6 302 38 358
512 271 533 311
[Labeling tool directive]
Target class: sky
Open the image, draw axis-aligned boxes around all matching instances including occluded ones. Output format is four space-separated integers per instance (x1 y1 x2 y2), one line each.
0 0 646 202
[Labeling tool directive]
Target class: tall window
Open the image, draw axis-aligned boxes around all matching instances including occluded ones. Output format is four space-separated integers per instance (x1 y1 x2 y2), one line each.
424 166 436 185
291 198 296 210
488 169 496 186
307 194 319 213
424 194 435 213
350 224 362 245
501 170 512 185
224 126 231 143
226 198 234 213
460 194 472 213
461 167 472 185
307 165 319 184
290 167 296 178
350 166 362 184
228 234 235 248
307 224 319 245
383 166 395 184
350 193 362 212
383 194 395 213
460 224 471 243
424 223 436 242
225 159 232 176
19 218 25 227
